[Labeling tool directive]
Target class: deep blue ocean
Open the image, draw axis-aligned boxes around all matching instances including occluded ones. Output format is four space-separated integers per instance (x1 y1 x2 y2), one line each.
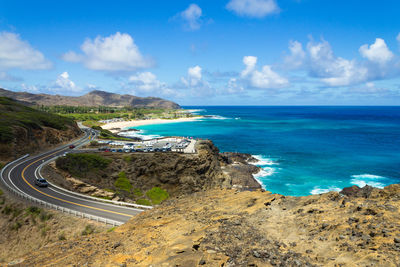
128 106 400 196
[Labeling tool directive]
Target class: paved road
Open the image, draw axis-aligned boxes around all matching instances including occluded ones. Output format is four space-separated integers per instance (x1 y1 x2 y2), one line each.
0 129 143 224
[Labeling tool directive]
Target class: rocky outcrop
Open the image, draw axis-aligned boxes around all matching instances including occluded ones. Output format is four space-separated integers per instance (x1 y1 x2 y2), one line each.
45 140 261 202
0 88 180 109
16 184 400 266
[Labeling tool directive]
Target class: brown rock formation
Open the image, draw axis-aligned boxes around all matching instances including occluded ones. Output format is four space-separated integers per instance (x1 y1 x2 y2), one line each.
15 184 400 266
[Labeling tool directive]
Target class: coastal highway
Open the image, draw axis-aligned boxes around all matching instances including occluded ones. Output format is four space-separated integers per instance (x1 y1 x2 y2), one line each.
0 129 144 224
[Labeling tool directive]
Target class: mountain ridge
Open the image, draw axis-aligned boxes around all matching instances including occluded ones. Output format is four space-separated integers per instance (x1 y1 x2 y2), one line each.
0 88 180 109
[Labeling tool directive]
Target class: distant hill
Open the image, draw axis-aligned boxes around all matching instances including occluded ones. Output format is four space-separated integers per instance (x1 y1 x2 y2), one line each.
0 97 81 161
0 88 180 109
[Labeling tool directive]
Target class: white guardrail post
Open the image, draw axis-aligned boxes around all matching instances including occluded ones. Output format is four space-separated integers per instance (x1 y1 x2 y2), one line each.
0 154 123 226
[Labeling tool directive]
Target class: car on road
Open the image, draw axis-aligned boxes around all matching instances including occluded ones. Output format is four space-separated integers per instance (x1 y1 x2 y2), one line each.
35 178 48 187
69 145 75 149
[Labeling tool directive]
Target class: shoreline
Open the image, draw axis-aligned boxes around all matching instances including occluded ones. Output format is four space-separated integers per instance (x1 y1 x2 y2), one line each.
102 116 204 133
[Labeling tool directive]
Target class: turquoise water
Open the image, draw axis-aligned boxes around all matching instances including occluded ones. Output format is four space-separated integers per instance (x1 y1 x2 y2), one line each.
128 106 400 196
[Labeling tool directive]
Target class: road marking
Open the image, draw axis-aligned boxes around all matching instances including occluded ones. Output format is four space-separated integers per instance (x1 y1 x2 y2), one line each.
18 140 134 218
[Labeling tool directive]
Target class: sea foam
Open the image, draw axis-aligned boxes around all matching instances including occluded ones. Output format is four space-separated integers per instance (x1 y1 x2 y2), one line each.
350 174 386 188
252 155 279 166
310 186 341 195
119 130 162 140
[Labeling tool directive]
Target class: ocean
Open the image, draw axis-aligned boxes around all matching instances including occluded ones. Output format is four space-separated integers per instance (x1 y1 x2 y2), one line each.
125 106 400 196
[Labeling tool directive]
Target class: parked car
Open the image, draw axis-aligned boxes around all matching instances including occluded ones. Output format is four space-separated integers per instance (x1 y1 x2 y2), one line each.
69 145 75 149
117 149 123 153
35 178 48 187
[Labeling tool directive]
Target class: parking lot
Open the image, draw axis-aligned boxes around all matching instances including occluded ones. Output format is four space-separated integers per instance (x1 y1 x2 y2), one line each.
96 137 196 153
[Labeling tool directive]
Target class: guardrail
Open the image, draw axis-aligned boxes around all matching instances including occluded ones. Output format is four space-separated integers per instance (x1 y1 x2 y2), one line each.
1 155 123 227
36 156 152 210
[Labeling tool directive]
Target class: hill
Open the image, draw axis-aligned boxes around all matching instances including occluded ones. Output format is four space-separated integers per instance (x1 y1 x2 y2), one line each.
0 88 180 109
13 185 400 266
0 97 81 161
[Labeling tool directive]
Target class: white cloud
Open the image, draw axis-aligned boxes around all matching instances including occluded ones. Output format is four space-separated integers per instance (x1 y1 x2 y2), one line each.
284 40 306 69
180 4 203 30
21 83 39 93
226 0 279 18
129 72 164 92
62 32 153 71
182 65 203 87
241 56 289 88
226 78 244 94
53 72 81 93
397 33 400 43
0 31 51 70
128 71 181 97
359 38 394 64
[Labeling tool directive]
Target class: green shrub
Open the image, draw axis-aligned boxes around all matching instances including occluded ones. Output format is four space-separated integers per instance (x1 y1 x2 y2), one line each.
39 211 52 222
146 187 169 205
58 232 66 240
81 224 95 235
136 199 152 206
11 221 22 231
25 206 41 216
132 188 143 197
107 226 116 232
123 155 131 163
56 153 112 177
114 172 132 192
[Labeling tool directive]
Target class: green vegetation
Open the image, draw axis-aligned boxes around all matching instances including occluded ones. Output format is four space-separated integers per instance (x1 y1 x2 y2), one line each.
0 188 3 196
35 104 195 128
132 188 143 197
136 199 152 206
146 187 169 205
107 226 116 232
123 155 132 163
0 162 4 170
58 232 66 240
11 221 22 231
114 171 132 192
0 97 76 144
81 224 95 235
56 153 112 177
25 206 52 222
97 127 131 141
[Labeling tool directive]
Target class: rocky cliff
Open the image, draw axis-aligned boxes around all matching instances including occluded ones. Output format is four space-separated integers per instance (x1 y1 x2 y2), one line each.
14 184 400 266
0 88 180 109
45 140 261 203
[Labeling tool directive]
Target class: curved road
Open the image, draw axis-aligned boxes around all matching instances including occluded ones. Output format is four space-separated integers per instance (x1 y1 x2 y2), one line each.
0 129 143 224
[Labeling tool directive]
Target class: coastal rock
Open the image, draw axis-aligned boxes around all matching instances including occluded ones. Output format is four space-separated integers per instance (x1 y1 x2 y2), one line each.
17 185 400 266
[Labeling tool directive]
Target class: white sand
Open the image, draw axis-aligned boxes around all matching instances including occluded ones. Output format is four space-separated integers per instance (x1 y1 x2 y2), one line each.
102 117 203 132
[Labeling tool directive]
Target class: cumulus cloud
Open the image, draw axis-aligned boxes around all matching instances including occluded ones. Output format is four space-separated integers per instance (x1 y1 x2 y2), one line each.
21 83 39 93
226 0 280 18
359 38 394 64
306 40 368 86
128 72 181 97
52 72 82 93
62 32 153 72
181 65 215 96
241 56 289 88
283 37 400 87
0 31 52 70
182 65 203 87
284 40 306 69
179 4 203 30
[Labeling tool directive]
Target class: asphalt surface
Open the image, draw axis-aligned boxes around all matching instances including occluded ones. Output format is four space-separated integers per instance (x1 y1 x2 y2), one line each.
1 129 143 224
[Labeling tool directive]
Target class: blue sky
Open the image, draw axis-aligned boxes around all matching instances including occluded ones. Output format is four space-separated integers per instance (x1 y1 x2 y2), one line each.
1 0 400 105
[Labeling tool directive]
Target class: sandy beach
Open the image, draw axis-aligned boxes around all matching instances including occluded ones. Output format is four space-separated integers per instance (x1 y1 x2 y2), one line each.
102 117 203 132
